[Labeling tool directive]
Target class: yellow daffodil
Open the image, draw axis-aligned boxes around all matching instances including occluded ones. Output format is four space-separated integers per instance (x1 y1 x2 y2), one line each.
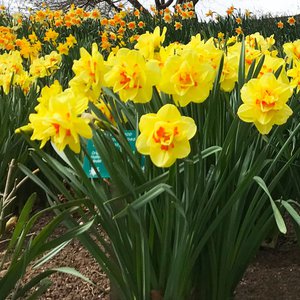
174 21 183 30
228 42 262 76
17 81 92 153
159 49 215 106
256 54 286 80
134 26 167 60
283 40 300 62
104 48 160 103
44 28 59 42
220 53 239 92
245 32 275 54
277 21 284 29
205 10 214 17
57 42 69 55
66 34 77 47
69 43 106 102
0 50 29 94
186 35 223 70
136 104 197 167
287 60 300 92
237 73 293 134
44 51 62 71
29 51 61 79
287 16 296 26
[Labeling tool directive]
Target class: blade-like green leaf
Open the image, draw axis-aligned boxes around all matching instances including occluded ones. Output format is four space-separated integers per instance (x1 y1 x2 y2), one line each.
254 176 287 234
281 200 300 226
7 193 36 252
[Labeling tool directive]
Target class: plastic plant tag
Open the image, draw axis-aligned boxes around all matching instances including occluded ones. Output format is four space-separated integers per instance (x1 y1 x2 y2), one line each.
83 130 137 178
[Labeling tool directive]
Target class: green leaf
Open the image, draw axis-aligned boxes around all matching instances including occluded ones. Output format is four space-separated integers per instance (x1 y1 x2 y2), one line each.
238 37 246 88
12 271 54 299
252 54 265 79
281 200 300 226
51 267 95 285
33 240 71 269
25 278 52 300
201 146 222 159
114 183 180 219
253 176 287 234
36 219 95 255
7 193 36 252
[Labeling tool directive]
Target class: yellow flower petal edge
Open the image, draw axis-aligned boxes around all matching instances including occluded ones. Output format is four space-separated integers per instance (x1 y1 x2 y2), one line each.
136 104 197 168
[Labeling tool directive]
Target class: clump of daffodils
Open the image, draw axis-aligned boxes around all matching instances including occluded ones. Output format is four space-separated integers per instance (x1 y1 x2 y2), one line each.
15 26 297 166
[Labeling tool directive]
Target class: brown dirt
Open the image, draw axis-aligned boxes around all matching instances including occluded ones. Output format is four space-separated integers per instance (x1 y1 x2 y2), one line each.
1 213 299 300
235 238 300 299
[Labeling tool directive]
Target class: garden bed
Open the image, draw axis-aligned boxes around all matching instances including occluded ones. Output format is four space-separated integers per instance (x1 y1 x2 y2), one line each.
1 213 298 300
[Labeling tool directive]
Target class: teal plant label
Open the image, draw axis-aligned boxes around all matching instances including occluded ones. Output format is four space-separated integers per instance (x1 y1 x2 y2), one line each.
83 130 137 178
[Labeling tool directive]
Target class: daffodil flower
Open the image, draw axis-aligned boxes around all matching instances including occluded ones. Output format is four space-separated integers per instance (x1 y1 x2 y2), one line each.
69 43 107 102
104 48 160 103
17 81 92 153
136 104 197 167
159 49 215 106
237 73 293 134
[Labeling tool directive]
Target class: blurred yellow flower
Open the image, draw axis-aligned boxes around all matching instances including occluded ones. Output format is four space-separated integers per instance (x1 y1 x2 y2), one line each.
104 48 160 103
235 26 243 35
287 60 300 92
57 42 69 55
163 13 172 23
226 6 235 16
138 21 145 28
95 98 115 125
186 35 222 70
277 21 284 29
205 10 214 17
66 34 77 47
136 104 197 167
245 9 252 18
0 50 28 94
217 32 225 39
134 26 167 60
133 9 140 18
127 21 136 30
235 17 242 24
174 21 183 30
44 28 59 42
220 53 239 92
256 54 286 79
237 73 293 134
90 8 100 19
287 16 296 26
283 40 300 62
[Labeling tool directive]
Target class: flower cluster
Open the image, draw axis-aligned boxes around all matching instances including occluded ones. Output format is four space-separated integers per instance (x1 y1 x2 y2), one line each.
5 3 296 168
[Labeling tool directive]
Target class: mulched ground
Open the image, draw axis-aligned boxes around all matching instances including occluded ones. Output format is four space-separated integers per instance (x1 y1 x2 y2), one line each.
1 213 299 299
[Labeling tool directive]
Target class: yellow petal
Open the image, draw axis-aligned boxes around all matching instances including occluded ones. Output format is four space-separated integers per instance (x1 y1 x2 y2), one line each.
157 104 181 122
150 144 176 168
136 133 151 155
237 104 256 122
